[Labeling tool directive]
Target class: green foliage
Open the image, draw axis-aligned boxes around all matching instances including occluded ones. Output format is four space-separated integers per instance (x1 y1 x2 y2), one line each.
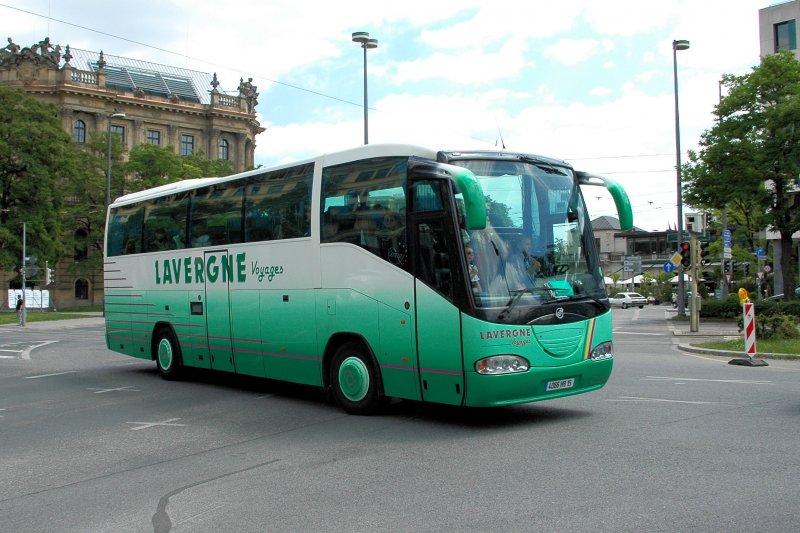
736 313 800 340
124 146 235 190
485 195 514 228
0 86 92 271
124 143 184 190
683 52 800 300
698 295 742 319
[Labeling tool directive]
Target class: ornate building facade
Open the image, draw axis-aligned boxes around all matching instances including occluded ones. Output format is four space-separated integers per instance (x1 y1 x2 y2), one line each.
0 37 265 309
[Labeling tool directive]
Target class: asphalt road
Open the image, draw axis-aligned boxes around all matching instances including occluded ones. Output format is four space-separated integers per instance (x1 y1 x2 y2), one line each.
1 308 798 532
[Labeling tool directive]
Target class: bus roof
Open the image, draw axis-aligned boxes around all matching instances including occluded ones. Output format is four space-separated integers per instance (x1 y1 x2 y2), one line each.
109 143 438 207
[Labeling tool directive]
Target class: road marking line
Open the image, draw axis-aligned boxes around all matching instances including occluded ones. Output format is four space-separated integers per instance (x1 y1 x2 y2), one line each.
0 355 17 359
88 386 141 394
24 371 78 379
613 331 665 336
609 396 732 405
126 418 187 430
21 340 58 360
643 376 774 385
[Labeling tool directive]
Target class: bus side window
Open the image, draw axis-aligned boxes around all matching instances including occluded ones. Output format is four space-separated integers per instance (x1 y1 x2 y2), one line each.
417 221 452 299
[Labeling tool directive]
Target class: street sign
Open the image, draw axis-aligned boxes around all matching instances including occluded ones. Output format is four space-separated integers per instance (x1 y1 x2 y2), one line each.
669 252 682 266
764 265 772 273
723 229 732 244
664 262 675 273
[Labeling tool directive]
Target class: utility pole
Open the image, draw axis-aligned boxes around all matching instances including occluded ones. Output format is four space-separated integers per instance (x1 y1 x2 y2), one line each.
690 232 700 332
20 223 27 326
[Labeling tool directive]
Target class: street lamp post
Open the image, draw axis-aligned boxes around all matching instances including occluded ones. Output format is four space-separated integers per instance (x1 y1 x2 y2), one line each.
352 31 378 145
673 39 690 316
104 110 125 317
106 110 126 209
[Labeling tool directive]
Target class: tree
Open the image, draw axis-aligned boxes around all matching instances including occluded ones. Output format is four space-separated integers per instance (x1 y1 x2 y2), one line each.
0 87 89 275
123 145 235 191
59 129 122 293
682 52 800 299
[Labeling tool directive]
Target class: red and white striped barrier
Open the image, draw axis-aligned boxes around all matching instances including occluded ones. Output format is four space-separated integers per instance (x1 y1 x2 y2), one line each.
742 302 756 356
728 299 767 366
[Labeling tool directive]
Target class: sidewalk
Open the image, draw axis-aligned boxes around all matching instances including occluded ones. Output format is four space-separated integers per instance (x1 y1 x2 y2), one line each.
1 314 104 330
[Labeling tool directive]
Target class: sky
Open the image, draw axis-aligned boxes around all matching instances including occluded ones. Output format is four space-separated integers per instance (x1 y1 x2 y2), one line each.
1 0 781 232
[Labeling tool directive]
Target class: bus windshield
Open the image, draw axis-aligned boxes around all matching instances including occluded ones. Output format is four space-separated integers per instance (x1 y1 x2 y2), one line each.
451 158 605 316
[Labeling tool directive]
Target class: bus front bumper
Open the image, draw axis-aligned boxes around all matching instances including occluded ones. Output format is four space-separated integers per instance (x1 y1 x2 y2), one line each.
463 358 613 407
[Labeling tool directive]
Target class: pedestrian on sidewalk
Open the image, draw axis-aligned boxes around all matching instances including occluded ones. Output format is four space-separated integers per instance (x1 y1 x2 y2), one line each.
16 294 24 325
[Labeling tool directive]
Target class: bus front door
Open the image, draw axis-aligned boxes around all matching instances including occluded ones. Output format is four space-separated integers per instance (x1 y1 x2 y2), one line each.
204 250 235 372
413 220 465 406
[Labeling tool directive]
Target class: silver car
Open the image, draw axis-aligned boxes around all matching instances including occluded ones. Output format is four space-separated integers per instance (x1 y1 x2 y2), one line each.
609 292 647 309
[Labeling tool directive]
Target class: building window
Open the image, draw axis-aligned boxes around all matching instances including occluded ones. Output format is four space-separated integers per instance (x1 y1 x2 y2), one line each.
180 134 194 156
775 20 797 52
219 139 229 160
75 279 89 300
147 130 161 145
73 120 86 144
111 125 125 144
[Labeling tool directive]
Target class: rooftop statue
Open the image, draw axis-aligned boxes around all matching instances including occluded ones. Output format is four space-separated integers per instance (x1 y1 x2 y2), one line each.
0 36 63 68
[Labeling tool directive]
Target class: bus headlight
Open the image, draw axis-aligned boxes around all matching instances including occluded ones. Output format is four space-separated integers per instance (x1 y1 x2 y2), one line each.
475 355 530 375
590 341 613 361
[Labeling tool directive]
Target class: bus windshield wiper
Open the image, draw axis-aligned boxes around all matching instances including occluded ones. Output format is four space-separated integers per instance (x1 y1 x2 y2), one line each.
497 287 556 320
548 292 608 310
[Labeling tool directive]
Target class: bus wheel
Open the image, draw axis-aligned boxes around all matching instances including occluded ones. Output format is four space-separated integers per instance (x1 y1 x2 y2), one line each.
330 342 383 415
155 328 183 380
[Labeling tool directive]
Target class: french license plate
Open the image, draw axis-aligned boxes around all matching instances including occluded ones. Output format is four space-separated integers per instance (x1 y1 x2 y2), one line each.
546 378 575 391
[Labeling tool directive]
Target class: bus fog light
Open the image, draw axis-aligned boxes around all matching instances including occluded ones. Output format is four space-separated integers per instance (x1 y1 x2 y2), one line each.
590 341 613 361
475 355 530 375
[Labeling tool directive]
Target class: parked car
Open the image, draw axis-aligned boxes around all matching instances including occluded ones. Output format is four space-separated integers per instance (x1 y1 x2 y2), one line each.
766 287 800 301
609 292 647 309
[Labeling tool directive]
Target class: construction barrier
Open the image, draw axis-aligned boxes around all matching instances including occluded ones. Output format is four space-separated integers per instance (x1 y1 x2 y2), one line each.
728 289 767 367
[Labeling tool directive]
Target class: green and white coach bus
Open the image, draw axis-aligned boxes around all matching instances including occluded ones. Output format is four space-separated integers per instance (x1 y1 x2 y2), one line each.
104 144 633 414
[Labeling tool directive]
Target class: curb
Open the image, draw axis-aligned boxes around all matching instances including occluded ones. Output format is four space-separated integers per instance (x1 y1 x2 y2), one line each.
677 342 799 360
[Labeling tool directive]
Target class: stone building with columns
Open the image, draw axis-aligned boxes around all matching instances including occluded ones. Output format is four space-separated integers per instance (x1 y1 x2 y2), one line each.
0 37 264 309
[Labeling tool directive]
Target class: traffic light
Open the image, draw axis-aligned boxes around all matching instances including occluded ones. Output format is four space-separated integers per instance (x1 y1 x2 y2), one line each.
45 268 54 285
680 242 691 268
743 262 750 276
699 241 710 265
724 261 731 273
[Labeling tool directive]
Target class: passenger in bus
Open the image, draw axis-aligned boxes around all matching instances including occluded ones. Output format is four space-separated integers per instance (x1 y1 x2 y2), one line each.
151 228 171 251
465 245 481 293
322 207 340 241
505 235 541 289
374 211 404 265
354 211 379 251
124 237 139 255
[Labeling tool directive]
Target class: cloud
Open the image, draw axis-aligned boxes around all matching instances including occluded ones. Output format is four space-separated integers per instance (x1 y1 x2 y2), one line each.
544 38 609 66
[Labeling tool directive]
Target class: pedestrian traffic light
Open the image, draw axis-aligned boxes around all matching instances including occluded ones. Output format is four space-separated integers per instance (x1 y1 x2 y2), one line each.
699 241 710 266
680 242 691 268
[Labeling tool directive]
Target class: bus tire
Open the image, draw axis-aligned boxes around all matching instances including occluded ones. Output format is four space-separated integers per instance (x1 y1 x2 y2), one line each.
330 342 383 415
155 328 183 381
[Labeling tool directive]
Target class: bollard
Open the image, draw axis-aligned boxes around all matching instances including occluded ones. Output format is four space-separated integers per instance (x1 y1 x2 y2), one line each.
728 289 767 366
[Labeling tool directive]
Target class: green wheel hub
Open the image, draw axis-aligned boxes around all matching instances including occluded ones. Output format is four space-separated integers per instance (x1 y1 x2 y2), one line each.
158 338 173 371
338 356 370 402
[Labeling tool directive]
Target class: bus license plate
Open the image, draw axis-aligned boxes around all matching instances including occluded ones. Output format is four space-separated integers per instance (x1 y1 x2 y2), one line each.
546 378 575 391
